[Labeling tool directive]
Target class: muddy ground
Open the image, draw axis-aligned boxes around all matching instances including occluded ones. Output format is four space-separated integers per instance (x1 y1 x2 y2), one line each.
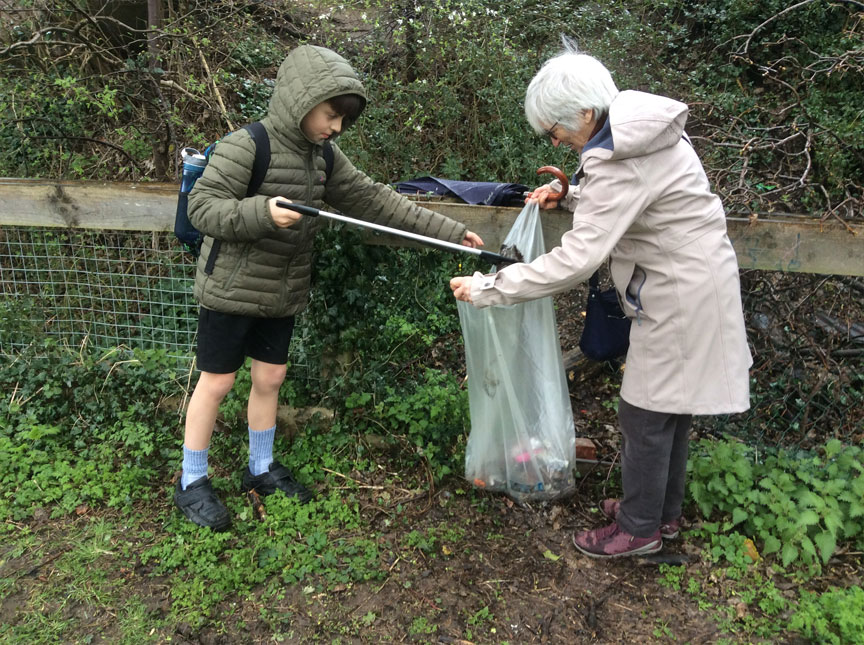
3 272 862 644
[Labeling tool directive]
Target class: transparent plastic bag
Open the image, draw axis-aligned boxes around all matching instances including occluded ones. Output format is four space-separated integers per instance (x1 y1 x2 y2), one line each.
457 202 576 503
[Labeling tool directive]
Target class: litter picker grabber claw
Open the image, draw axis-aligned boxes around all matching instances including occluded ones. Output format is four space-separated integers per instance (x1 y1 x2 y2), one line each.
275 201 519 266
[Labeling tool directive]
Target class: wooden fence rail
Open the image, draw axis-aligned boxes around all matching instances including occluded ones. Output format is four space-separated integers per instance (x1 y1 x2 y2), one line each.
2 178 862 277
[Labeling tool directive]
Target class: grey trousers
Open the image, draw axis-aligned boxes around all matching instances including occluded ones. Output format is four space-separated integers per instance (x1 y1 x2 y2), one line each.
616 398 693 538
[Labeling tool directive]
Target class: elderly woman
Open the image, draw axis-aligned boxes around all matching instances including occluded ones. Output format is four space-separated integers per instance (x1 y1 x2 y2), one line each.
450 41 752 559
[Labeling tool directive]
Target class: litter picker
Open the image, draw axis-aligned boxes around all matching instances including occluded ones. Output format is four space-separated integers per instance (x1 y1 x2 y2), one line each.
275 165 569 268
276 201 519 266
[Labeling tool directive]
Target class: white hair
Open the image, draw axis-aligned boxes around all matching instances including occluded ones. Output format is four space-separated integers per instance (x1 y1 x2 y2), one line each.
524 37 620 135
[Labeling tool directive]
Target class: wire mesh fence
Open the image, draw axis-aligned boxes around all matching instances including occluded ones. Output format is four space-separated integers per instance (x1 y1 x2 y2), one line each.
0 227 198 358
1 227 861 451
0 227 317 382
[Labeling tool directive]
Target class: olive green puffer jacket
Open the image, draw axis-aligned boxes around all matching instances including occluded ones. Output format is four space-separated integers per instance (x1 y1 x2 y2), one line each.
188 45 468 317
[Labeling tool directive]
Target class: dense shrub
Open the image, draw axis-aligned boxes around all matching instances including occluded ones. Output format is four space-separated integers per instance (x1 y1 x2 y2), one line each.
1 1 859 215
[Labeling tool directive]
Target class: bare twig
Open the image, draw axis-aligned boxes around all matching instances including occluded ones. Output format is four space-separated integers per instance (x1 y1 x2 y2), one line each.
0 27 79 56
197 43 235 131
159 79 202 102
23 133 142 170
740 0 819 55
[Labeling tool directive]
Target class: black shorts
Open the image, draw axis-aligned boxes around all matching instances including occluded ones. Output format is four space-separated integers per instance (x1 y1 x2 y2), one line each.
195 307 296 374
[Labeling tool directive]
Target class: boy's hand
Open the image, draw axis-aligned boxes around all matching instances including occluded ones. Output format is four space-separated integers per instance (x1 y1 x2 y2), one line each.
461 231 483 248
269 197 302 228
450 276 474 303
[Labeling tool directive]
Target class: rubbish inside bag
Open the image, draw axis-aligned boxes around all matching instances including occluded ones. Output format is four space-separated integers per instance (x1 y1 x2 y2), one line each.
457 201 576 503
498 243 524 264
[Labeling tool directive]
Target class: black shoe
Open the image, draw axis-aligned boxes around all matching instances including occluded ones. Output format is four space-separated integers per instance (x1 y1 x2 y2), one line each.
173 477 231 531
241 461 315 503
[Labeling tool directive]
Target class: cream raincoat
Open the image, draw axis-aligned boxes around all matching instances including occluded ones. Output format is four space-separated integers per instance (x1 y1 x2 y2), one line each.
470 90 752 415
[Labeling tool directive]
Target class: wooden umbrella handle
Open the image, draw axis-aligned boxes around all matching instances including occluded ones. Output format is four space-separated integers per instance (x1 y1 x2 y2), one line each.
536 166 569 202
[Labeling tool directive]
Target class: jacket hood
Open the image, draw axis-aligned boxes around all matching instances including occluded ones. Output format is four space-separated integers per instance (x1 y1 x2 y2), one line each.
584 90 688 162
268 45 367 143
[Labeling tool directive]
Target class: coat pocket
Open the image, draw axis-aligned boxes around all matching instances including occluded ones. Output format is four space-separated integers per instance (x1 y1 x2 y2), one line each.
610 259 648 323
223 244 251 291
610 259 635 311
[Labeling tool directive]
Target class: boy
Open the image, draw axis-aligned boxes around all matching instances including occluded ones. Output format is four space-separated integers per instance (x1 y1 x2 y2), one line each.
174 44 483 530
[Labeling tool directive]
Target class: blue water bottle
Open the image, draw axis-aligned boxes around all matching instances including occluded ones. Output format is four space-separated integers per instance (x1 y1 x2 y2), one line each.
175 147 207 254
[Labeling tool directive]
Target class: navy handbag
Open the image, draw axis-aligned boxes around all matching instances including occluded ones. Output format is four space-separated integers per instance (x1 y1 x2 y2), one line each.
579 270 631 361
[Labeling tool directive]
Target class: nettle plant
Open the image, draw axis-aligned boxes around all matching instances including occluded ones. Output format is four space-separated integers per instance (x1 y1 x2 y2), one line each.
688 438 864 571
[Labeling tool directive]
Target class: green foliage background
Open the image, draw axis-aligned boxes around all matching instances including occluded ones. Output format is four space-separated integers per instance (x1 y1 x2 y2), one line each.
1 0 861 215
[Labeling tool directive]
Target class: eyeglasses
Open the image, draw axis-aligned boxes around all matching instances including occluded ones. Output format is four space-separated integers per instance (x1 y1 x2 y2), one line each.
543 121 559 141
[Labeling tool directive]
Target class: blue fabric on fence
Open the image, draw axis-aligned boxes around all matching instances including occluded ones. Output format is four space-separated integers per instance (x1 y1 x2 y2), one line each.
395 176 529 207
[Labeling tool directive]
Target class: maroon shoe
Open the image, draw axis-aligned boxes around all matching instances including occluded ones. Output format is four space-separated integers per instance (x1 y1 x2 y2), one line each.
599 498 681 540
573 521 662 559
659 517 681 540
599 498 621 521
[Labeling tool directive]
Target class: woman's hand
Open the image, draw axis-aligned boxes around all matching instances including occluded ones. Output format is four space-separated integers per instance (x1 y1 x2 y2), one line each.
525 184 560 210
449 276 474 303
269 197 302 228
460 231 484 248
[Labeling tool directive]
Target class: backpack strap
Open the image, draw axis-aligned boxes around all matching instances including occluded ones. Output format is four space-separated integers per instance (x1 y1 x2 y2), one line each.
323 141 334 181
204 121 271 275
242 121 271 197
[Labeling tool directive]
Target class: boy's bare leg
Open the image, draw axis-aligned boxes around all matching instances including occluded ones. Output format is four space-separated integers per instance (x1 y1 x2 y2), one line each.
184 371 237 450
174 370 237 530
242 359 312 501
247 360 287 431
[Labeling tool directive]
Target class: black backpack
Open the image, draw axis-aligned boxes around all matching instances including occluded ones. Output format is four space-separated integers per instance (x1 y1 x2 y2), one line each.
174 122 334 260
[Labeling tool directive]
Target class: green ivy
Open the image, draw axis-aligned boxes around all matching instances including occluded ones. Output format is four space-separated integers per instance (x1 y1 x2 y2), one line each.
0 342 184 520
340 368 469 482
